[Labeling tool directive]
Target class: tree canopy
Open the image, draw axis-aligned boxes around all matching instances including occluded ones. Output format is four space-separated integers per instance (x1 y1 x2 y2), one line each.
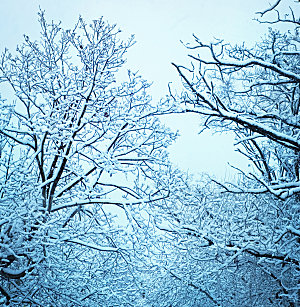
0 0 299 306
170 0 300 305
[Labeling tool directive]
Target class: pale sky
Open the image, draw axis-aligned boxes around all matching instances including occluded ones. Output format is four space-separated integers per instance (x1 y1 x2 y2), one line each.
0 0 292 178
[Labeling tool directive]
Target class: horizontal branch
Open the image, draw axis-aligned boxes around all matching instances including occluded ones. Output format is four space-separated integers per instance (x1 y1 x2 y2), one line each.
0 129 34 148
178 225 299 266
1 266 33 279
173 63 300 152
65 238 118 252
214 179 300 200
245 248 299 266
51 193 169 212
191 51 300 82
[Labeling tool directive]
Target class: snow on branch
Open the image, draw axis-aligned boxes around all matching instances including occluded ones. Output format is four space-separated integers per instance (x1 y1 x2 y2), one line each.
51 193 169 212
190 49 300 83
65 238 118 252
168 269 220 306
214 179 300 200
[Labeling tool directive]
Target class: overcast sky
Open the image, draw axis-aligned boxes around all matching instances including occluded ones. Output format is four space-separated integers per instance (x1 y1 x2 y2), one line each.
0 0 293 178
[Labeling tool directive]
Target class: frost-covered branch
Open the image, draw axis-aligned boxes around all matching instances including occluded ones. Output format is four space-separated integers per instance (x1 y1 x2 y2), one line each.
0 11 176 305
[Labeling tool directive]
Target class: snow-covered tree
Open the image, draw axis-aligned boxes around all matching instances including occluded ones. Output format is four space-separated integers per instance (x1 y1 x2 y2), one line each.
156 176 299 306
173 0 300 200
170 0 300 305
0 11 176 305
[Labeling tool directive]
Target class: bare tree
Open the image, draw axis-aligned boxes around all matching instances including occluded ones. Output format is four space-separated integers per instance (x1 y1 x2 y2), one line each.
0 11 175 305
